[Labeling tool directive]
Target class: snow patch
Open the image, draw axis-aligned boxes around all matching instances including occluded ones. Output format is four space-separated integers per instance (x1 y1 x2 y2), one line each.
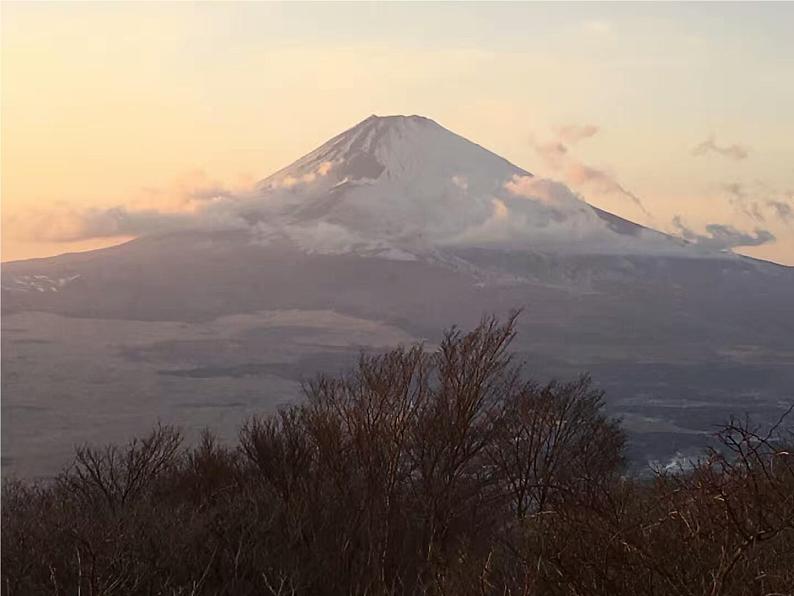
3 274 81 293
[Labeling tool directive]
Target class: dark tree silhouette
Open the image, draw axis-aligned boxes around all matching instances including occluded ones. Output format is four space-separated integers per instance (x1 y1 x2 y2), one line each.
2 316 792 595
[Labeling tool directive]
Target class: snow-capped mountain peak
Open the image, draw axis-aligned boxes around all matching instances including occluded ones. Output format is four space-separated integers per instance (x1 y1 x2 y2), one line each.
258 114 526 192
238 115 698 260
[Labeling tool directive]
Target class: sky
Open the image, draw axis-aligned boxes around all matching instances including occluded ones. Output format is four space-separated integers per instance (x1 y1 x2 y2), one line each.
2 2 793 264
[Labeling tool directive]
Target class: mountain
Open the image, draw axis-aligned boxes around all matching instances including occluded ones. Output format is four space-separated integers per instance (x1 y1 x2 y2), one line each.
3 115 793 478
214 113 705 259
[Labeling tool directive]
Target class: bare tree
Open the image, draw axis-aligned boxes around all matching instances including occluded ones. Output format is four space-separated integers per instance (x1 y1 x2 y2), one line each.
3 316 791 596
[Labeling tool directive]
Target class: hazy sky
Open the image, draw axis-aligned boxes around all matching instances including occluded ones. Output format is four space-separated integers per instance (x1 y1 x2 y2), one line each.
3 2 793 264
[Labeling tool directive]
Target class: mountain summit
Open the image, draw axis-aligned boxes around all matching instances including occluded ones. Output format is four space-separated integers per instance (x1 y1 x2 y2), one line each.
259 114 526 191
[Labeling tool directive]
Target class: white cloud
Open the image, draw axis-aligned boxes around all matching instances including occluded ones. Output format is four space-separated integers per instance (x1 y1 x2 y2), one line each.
532 126 650 218
505 175 589 212
273 160 336 189
672 217 775 250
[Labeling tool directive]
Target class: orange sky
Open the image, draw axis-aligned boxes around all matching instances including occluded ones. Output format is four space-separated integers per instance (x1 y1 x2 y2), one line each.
2 2 793 264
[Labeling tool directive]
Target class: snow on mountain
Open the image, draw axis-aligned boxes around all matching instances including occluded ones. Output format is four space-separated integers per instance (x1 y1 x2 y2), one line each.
237 115 705 260
2 274 81 294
